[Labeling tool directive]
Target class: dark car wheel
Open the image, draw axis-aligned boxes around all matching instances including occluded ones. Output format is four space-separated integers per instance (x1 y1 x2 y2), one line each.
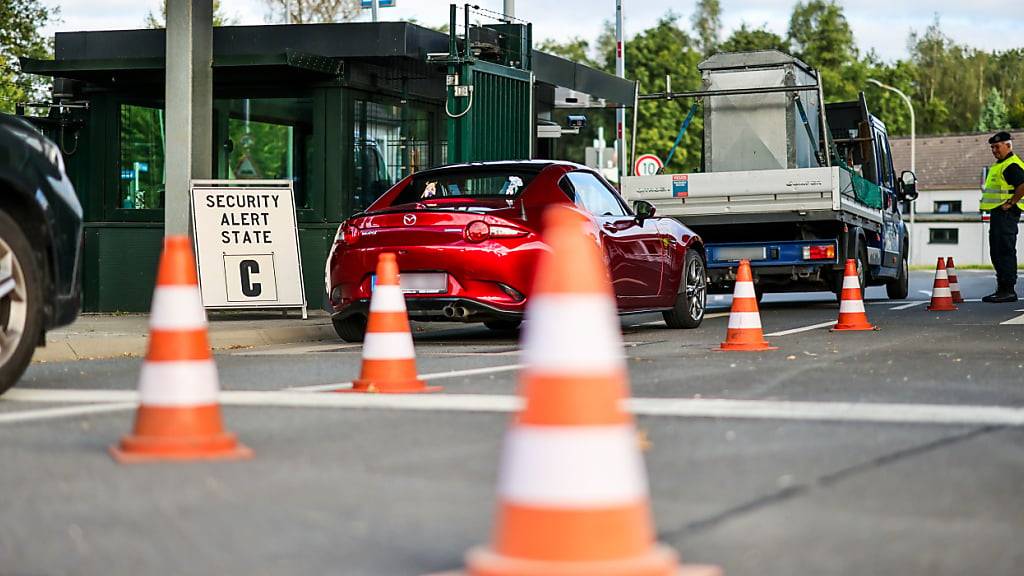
886 250 909 300
483 319 522 332
663 250 706 329
835 244 869 301
0 208 44 394
333 314 367 343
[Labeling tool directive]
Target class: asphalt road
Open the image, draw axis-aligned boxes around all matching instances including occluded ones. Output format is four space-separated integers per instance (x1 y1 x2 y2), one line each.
2 270 1023 576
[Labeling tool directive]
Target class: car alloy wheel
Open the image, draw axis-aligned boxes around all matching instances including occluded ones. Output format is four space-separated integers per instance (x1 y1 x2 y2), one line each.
685 255 707 322
0 208 43 394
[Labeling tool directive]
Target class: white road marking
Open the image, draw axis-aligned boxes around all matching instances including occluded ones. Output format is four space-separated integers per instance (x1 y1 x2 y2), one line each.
764 320 837 337
891 301 928 310
917 290 932 296
0 402 136 424
636 311 729 327
1001 309 1024 325
5 390 1024 427
285 362 527 392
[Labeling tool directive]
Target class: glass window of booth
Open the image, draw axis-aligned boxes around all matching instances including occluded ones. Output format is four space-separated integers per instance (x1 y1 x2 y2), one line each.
118 104 166 210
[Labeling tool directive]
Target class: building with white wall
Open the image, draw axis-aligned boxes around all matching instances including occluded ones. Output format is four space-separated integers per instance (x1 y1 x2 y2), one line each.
890 131 1024 266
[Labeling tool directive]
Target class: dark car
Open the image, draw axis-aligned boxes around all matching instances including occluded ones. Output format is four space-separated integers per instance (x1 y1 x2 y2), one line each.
326 160 707 341
0 113 83 393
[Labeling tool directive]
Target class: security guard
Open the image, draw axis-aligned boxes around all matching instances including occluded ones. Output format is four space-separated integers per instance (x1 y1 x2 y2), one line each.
981 131 1024 303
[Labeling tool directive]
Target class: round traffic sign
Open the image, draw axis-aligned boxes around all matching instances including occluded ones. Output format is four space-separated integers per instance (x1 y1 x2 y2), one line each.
633 154 663 176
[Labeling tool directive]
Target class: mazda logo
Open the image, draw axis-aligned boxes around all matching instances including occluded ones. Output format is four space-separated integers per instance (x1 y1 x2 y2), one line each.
403 214 416 226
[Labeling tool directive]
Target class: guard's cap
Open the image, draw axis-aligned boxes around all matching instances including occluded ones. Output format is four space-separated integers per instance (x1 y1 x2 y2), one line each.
988 131 1013 144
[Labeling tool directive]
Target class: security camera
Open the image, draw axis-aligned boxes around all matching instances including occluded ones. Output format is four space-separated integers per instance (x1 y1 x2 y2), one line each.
566 115 588 129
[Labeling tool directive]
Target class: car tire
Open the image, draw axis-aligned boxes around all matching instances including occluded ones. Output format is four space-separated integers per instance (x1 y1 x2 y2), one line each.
332 314 367 343
0 208 44 395
663 250 706 329
483 319 522 332
886 250 909 300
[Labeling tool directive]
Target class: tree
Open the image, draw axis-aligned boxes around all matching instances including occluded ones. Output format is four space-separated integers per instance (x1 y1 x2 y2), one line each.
787 0 862 101
719 24 790 54
977 88 1009 131
536 37 596 68
264 0 361 24
144 1 238 28
690 0 721 57
863 59 917 136
0 0 57 114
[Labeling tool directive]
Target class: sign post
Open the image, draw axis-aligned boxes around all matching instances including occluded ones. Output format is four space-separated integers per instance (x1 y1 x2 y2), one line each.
633 153 664 176
190 180 307 318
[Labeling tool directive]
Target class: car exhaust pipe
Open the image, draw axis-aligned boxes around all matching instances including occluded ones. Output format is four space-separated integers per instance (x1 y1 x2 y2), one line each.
454 306 469 319
442 305 456 318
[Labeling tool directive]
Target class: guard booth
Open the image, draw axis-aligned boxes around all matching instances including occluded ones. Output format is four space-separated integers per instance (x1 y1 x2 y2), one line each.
19 17 633 312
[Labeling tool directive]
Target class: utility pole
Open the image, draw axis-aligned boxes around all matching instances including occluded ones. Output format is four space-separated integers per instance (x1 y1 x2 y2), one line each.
504 0 515 19
868 78 916 263
615 0 625 182
165 0 212 236
371 0 379 22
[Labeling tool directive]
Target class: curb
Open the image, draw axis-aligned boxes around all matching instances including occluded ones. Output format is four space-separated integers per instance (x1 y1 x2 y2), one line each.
32 324 338 363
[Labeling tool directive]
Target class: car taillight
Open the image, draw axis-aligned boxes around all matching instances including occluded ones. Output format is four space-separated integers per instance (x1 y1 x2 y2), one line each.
336 224 360 245
802 245 835 260
464 220 527 243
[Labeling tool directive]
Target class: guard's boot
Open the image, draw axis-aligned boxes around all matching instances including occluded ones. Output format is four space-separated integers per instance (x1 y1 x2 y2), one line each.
983 285 1019 303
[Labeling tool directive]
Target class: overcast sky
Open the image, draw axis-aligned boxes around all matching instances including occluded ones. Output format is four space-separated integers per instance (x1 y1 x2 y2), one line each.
39 0 1020 63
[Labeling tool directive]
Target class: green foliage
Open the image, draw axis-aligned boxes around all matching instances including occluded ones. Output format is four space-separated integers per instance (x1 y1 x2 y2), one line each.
787 0 863 101
976 88 1009 131
0 0 56 113
536 37 596 68
719 24 790 54
691 0 721 57
144 1 239 28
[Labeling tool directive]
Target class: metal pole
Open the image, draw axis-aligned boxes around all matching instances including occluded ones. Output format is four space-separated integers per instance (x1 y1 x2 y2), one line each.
615 0 625 182
504 0 515 19
371 0 379 22
868 78 916 262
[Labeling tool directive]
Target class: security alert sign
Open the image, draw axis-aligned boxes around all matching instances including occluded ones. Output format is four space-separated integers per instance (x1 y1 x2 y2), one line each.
190 180 306 316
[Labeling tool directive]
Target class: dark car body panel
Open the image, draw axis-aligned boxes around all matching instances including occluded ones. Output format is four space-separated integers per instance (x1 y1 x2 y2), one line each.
0 113 84 330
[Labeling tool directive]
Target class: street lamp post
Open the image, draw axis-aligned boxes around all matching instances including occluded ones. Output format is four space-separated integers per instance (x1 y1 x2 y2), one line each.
868 78 915 263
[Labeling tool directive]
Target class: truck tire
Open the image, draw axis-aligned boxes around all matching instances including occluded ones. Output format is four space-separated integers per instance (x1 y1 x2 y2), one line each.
332 314 366 343
886 251 909 299
834 244 869 301
663 250 706 329
0 208 44 395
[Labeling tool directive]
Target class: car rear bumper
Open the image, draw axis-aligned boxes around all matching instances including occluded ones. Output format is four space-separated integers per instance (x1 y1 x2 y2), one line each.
332 296 525 323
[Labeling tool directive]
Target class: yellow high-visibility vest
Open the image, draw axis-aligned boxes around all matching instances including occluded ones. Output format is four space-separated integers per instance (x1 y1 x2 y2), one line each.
981 153 1024 211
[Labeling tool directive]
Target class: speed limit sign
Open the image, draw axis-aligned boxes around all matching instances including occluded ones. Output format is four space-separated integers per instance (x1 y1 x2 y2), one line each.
633 154 664 176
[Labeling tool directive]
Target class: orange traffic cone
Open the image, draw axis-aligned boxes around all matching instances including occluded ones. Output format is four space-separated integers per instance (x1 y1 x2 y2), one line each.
927 257 957 311
832 259 877 331
437 205 721 576
946 257 964 303
719 260 776 351
346 252 438 393
110 236 251 463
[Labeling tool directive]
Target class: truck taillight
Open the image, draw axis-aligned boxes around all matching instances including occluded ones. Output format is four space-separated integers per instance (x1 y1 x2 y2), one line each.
802 245 835 260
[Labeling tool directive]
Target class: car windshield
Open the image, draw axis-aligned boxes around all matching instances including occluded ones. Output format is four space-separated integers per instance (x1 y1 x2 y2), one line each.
391 169 537 206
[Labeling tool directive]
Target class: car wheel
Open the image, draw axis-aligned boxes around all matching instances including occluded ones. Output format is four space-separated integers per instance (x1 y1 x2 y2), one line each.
0 208 44 394
886 250 909 300
332 314 367 343
663 250 706 329
483 319 522 332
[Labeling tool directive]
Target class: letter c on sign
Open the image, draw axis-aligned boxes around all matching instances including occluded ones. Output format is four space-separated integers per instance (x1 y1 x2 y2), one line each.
240 260 262 297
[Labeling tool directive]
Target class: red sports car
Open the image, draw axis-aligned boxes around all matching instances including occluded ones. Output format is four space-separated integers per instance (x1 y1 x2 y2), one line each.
325 160 707 341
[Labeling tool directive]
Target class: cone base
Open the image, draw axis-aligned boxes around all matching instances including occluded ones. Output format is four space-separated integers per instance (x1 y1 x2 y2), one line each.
831 323 877 331
438 543 720 576
110 433 252 463
927 304 957 311
342 378 441 394
717 342 777 352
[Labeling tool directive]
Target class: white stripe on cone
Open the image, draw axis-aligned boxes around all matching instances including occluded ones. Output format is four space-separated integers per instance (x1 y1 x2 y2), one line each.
935 270 948 280
138 360 220 406
727 311 763 329
733 282 756 299
149 286 208 330
839 299 866 314
932 287 952 297
498 425 648 507
362 332 416 359
369 285 407 312
523 295 624 373
842 276 861 290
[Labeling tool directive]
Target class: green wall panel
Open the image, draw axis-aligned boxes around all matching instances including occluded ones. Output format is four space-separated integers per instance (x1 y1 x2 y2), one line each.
298 226 336 312
86 226 164 312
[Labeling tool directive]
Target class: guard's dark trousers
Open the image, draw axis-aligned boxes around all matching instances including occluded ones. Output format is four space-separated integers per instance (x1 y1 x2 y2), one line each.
989 206 1021 289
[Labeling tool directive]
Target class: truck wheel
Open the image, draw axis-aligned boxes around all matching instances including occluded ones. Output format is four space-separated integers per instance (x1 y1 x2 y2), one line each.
886 252 909 299
663 250 706 329
0 208 44 395
834 245 869 301
332 314 367 343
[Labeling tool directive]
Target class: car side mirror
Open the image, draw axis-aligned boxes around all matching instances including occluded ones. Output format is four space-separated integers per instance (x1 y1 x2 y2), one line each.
899 170 918 201
634 200 656 222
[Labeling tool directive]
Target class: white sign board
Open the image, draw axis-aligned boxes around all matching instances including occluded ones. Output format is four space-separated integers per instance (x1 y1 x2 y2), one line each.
633 153 664 176
190 180 306 317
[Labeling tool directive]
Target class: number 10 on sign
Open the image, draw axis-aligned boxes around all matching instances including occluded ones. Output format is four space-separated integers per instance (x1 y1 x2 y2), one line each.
633 154 664 176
